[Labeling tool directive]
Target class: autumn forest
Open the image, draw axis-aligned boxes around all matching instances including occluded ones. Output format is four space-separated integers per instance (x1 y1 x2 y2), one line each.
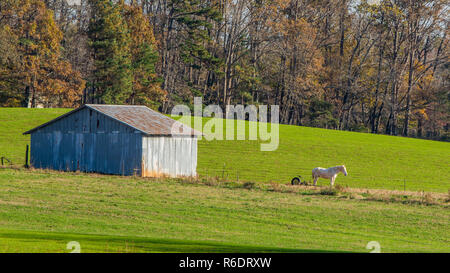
0 0 448 140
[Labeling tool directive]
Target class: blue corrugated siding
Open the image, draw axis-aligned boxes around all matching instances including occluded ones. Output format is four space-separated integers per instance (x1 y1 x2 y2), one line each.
30 108 143 176
37 108 137 134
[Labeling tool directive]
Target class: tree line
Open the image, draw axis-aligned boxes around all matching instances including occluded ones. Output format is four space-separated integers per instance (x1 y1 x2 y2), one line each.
0 0 448 140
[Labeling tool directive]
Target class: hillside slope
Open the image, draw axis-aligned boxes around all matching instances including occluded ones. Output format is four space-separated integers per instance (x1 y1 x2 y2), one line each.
1 107 449 192
0 168 448 253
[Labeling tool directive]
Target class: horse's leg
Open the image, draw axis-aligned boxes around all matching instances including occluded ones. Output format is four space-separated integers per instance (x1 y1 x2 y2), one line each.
313 176 318 186
312 171 317 186
330 176 335 187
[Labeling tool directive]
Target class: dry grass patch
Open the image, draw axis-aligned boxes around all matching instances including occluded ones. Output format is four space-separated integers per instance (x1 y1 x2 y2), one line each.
4 167 449 207
336 186 449 206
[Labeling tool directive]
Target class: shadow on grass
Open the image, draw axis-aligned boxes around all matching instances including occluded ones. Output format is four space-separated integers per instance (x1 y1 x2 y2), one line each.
0 229 348 253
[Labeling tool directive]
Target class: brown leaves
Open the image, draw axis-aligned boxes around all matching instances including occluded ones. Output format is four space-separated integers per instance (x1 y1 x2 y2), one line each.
0 0 85 107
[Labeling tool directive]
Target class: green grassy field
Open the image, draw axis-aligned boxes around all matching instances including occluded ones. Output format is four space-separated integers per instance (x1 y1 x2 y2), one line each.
1 108 449 192
0 168 448 253
0 107 449 253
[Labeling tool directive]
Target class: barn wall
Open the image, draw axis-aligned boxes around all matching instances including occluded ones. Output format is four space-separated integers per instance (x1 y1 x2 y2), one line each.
36 107 138 134
142 136 197 177
30 108 143 175
30 132 142 175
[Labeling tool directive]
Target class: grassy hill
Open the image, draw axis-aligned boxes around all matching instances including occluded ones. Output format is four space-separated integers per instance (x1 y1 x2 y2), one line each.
0 168 448 253
1 107 449 192
0 107 449 252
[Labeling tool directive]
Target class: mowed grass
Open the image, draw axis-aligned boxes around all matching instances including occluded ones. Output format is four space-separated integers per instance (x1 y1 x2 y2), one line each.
0 168 449 253
195 119 450 193
1 107 448 192
0 108 449 252
0 108 69 166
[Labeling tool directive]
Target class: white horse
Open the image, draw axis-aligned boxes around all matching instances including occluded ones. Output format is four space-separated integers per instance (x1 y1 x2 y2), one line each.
312 165 348 187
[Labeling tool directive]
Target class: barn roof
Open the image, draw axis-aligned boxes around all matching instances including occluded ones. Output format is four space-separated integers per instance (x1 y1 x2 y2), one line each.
23 104 201 137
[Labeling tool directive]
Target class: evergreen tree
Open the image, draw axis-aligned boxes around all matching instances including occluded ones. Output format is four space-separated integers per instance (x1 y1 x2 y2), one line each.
121 3 166 108
88 0 132 104
175 0 222 68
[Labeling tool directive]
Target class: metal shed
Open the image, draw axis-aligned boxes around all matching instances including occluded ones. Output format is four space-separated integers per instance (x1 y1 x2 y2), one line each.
23 104 200 177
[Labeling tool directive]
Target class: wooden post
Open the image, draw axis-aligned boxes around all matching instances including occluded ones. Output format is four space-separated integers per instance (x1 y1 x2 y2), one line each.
25 145 29 168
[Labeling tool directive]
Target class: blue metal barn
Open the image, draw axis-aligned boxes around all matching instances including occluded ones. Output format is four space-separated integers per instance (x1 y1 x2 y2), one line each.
23 105 200 177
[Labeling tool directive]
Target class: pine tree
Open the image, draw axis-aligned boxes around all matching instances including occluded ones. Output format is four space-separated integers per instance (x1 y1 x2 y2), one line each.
121 3 166 109
175 0 222 67
88 0 132 104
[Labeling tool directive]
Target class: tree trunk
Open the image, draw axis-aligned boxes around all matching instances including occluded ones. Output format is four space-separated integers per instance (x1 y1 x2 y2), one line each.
402 50 414 136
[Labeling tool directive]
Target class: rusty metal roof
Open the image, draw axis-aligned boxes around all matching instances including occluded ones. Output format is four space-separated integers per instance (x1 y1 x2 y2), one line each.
24 104 201 136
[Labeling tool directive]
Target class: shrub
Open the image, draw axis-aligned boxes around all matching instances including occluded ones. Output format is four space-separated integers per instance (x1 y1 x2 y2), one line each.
243 182 255 190
334 184 345 192
422 192 434 205
270 182 282 192
319 188 338 196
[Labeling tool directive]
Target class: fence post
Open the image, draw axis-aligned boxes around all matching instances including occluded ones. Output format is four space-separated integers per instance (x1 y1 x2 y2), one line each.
25 144 29 168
